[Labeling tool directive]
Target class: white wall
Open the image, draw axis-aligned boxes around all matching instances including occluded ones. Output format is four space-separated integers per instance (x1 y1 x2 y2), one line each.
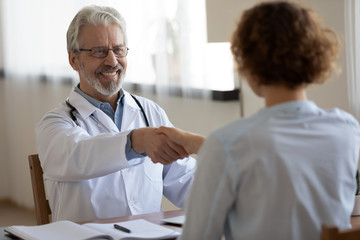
0 0 4 71
0 2 5 198
0 80 9 199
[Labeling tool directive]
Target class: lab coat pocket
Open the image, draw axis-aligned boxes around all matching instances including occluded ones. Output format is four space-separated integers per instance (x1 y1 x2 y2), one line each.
143 159 163 182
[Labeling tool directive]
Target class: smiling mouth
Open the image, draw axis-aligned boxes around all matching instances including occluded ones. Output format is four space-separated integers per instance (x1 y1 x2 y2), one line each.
101 71 118 77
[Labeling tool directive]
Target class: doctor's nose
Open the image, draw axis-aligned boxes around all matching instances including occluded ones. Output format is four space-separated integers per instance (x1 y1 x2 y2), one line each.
104 50 119 67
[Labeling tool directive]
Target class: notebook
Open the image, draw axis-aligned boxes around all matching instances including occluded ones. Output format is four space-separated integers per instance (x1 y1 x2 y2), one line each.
4 219 180 240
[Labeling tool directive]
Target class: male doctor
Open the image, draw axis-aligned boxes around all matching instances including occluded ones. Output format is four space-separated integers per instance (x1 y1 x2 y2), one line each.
36 5 196 222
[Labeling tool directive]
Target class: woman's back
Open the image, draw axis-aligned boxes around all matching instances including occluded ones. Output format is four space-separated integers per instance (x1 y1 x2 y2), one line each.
180 101 359 240
215 101 359 239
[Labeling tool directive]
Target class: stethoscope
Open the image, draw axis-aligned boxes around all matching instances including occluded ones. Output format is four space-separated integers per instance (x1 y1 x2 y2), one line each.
65 94 150 131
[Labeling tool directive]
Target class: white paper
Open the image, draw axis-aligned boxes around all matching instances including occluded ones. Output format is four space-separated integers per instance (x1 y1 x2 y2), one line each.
84 219 180 239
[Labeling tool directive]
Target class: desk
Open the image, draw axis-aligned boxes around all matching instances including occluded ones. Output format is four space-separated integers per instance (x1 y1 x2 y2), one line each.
351 215 360 228
1 211 359 240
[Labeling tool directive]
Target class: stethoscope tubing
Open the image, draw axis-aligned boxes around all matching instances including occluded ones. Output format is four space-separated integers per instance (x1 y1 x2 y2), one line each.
65 94 150 131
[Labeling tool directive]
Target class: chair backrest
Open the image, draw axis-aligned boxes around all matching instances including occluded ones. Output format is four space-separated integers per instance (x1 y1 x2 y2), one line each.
28 154 51 225
321 225 360 240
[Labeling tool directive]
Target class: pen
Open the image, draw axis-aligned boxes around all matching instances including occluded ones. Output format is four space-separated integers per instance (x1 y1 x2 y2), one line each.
114 224 131 233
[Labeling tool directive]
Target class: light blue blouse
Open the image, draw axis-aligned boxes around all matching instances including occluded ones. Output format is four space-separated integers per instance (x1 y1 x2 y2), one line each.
180 101 360 240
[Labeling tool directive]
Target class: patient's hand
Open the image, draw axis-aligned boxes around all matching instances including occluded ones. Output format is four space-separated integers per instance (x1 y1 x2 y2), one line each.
156 127 205 155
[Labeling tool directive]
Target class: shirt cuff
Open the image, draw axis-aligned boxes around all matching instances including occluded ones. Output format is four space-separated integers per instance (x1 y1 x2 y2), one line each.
126 130 147 160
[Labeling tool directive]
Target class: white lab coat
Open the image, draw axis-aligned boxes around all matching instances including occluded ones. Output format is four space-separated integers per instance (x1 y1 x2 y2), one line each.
36 89 196 222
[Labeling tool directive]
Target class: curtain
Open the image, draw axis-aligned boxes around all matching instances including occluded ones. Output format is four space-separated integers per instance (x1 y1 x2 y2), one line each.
1 0 208 97
345 0 360 119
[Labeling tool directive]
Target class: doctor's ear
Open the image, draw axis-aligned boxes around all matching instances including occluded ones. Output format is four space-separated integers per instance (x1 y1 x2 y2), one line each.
68 51 80 71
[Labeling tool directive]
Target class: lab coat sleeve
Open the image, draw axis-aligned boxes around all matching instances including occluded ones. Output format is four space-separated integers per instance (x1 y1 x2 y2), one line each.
36 106 137 182
179 134 237 240
162 156 197 208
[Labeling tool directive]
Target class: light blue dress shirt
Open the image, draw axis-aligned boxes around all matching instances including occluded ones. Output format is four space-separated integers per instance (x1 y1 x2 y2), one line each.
180 101 360 240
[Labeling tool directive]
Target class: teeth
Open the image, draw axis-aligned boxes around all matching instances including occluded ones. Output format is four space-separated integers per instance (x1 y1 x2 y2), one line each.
102 71 117 77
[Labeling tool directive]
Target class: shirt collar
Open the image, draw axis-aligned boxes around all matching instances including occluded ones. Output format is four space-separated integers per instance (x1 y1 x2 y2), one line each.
74 85 124 109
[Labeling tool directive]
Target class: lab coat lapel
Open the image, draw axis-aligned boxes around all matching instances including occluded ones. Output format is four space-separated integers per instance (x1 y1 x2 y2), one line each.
121 91 142 131
68 90 119 134
93 109 119 133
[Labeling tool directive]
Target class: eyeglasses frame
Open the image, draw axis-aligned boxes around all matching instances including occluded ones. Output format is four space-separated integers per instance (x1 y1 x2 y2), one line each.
78 46 129 58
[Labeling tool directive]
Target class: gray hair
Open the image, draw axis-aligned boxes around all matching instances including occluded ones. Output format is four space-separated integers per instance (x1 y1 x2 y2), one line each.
66 5 127 52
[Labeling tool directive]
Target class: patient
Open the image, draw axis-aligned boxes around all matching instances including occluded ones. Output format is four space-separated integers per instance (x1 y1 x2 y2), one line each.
159 1 360 239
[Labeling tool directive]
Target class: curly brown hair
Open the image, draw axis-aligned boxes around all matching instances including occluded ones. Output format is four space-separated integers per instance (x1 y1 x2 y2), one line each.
231 0 339 89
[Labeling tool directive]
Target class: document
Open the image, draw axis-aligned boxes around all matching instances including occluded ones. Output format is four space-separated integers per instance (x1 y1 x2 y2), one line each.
4 219 180 240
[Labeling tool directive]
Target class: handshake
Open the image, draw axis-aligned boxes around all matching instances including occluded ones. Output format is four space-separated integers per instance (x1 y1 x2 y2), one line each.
131 127 205 165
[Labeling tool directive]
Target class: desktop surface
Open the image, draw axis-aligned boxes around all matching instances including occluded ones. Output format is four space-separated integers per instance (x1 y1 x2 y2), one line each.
1 211 360 240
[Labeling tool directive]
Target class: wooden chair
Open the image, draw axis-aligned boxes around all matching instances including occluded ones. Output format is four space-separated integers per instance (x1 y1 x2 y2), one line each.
28 154 52 225
321 225 360 240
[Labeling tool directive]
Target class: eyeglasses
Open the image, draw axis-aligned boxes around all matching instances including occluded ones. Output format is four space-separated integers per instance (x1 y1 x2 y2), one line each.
79 46 129 58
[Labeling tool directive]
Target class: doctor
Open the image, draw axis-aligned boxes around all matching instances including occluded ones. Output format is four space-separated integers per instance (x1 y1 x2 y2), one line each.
36 5 196 222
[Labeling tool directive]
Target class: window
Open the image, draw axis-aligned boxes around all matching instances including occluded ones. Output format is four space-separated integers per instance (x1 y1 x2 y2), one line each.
345 0 360 119
2 0 239 99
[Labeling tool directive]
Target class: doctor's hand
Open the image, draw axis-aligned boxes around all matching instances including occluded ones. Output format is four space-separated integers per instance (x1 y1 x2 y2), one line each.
156 126 205 155
131 127 190 165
